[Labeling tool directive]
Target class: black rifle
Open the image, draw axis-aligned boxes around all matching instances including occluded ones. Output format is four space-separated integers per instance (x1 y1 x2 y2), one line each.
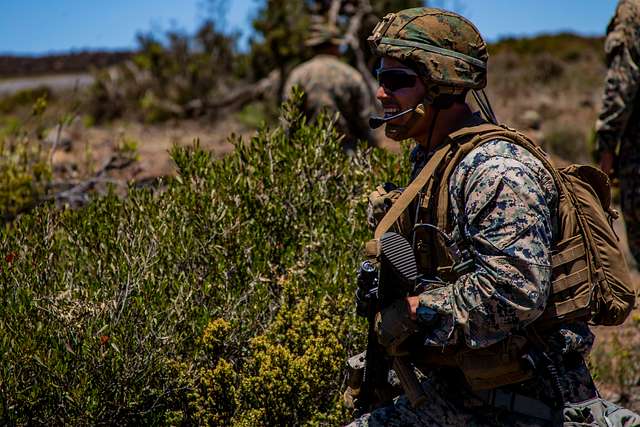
355 231 427 414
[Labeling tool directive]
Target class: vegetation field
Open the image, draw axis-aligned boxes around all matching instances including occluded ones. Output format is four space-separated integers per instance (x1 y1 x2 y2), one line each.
0 96 408 424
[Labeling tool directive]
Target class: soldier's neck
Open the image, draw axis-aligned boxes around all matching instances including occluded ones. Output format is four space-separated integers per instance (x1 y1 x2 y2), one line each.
417 102 473 152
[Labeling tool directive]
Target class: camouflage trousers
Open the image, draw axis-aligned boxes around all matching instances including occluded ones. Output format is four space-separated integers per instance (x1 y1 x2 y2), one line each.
345 376 640 426
620 166 640 266
616 135 640 266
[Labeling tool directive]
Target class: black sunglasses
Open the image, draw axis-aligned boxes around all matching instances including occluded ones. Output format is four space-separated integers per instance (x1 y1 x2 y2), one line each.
376 67 418 91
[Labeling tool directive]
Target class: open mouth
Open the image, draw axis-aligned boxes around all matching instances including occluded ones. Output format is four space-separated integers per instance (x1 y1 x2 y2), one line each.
383 107 401 118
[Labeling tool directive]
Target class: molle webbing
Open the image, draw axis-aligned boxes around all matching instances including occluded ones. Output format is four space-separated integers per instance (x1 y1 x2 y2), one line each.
370 142 452 244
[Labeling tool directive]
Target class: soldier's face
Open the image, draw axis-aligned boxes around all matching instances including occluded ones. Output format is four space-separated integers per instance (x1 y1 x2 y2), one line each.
376 57 430 137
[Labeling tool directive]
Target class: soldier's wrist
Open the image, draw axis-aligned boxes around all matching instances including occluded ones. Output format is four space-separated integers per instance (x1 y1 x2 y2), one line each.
416 291 448 328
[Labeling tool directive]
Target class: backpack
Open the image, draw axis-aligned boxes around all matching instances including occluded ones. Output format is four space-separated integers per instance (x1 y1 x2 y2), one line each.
368 122 636 326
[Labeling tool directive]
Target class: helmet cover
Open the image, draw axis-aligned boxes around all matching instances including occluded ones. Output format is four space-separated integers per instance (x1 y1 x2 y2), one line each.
368 7 488 91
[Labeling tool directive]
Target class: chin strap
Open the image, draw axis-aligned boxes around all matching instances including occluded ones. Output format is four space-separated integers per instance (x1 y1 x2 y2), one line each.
423 107 440 149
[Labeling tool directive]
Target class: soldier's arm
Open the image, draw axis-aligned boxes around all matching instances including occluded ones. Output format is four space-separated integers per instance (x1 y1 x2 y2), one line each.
412 141 556 349
595 4 640 156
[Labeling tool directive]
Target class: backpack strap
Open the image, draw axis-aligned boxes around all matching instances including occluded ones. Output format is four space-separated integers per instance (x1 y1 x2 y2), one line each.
376 122 510 239
366 142 452 258
366 122 508 258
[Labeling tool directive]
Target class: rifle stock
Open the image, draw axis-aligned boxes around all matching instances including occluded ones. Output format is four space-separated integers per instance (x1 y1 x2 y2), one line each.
356 232 427 413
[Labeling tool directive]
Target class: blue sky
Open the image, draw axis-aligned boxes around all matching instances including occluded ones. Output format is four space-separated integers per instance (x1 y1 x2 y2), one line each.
1 0 619 55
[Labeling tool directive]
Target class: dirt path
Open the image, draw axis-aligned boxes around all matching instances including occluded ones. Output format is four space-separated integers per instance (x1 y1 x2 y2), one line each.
0 73 93 95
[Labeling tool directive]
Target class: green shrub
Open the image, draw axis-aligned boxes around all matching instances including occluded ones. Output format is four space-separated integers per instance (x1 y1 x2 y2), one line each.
88 21 240 123
0 136 50 222
590 313 640 404
543 126 590 163
488 33 603 59
0 100 52 222
0 86 53 114
0 94 403 424
235 101 273 129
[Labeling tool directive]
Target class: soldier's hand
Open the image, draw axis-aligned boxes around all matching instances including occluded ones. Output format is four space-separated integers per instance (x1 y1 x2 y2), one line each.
599 150 616 179
366 183 399 229
375 299 418 355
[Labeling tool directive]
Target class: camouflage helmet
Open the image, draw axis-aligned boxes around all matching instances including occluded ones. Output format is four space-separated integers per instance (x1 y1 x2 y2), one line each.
368 7 488 91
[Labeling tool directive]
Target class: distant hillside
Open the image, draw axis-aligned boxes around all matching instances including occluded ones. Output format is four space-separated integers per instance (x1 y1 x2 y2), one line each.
489 32 604 58
0 51 132 78
484 33 606 164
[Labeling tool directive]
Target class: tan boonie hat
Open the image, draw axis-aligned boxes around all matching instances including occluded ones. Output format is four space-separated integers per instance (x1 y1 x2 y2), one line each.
368 7 488 90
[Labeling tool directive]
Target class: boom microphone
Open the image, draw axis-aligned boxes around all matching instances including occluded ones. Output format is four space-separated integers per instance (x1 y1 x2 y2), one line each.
369 107 416 129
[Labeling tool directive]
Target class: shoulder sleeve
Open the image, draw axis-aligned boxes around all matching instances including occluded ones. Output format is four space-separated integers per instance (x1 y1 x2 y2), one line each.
417 140 556 348
595 1 640 153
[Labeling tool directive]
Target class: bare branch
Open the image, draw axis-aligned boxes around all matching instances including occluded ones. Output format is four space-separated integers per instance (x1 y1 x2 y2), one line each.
343 0 379 110
205 69 281 112
328 0 342 27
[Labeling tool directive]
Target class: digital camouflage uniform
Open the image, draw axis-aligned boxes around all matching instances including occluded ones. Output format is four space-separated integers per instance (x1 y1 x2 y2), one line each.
349 6 640 426
596 0 640 265
284 55 373 150
350 138 640 426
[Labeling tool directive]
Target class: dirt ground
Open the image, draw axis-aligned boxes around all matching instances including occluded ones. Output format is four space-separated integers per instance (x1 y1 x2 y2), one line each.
50 114 248 182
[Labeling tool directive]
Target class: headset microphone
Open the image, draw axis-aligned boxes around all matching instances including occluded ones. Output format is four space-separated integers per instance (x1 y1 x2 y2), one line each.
369 107 416 129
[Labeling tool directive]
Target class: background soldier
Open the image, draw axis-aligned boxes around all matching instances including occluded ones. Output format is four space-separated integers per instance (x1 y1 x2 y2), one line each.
284 18 375 152
596 0 640 266
348 7 640 426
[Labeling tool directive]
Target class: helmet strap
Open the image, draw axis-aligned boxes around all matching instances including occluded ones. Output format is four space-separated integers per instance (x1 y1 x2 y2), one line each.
471 89 498 124
422 107 441 150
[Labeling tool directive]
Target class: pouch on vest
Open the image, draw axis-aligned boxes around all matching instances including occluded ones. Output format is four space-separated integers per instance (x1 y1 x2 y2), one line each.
367 183 410 234
409 335 533 391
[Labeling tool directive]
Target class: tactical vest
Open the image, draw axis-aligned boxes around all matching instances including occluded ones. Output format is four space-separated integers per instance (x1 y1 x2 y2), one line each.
366 122 636 389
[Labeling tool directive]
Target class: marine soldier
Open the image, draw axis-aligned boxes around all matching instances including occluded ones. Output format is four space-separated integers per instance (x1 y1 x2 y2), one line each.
348 7 640 426
284 19 375 152
596 0 640 266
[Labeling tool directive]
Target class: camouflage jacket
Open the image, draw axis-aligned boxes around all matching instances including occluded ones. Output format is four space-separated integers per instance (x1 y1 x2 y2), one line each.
596 0 640 157
412 140 594 357
284 55 373 144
